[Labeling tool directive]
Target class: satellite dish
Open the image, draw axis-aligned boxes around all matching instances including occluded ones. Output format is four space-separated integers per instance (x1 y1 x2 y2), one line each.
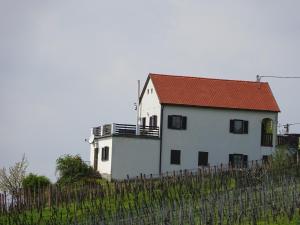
88 134 95 144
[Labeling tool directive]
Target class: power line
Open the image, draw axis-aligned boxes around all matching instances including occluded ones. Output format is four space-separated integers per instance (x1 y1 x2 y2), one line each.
278 123 300 127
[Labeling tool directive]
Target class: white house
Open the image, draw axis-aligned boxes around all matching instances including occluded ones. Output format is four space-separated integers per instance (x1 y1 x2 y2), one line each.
88 73 280 180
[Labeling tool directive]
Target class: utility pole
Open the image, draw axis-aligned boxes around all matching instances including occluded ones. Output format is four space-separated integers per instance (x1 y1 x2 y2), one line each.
283 124 290 134
136 80 141 135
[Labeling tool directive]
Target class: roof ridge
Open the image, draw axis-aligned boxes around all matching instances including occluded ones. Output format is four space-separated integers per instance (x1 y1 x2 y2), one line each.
149 73 268 84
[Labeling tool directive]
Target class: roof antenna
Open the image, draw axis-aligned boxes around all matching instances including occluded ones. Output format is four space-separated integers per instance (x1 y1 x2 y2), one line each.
256 75 261 82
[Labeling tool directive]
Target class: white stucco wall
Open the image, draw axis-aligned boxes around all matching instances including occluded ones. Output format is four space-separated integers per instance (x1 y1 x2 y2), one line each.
161 105 278 172
139 79 161 128
111 137 160 180
90 138 113 178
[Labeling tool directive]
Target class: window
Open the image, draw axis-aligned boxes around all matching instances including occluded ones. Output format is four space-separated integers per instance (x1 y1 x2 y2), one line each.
262 155 271 164
141 117 146 128
151 88 153 94
147 89 149 94
229 154 248 168
198 151 208 166
94 148 99 170
230 120 248 134
168 115 187 130
261 118 273 146
149 115 157 128
170 150 181 165
101 146 109 161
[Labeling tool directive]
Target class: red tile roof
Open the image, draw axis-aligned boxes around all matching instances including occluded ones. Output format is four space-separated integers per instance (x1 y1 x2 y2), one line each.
149 73 280 112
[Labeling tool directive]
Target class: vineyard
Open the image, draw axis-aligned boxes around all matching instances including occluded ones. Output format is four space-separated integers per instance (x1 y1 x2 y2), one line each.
1 160 300 225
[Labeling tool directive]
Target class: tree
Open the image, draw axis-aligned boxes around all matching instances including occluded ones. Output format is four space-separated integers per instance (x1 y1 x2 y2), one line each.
56 154 97 184
22 173 51 191
0 154 28 195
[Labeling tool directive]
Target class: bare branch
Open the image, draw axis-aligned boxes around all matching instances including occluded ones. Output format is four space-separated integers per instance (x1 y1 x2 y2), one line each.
0 154 28 194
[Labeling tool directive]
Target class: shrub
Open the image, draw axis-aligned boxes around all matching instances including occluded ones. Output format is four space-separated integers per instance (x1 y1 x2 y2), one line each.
22 173 51 191
56 154 98 185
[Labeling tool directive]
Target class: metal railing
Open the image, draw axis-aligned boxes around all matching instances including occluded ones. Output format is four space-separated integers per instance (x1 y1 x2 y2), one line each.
93 123 160 138
261 133 273 147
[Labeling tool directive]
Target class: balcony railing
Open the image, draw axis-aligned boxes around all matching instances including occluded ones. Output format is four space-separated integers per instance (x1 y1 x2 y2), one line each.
92 123 159 138
261 133 273 147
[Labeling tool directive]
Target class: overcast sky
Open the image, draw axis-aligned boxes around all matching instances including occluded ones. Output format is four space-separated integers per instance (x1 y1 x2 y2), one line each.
1 0 300 181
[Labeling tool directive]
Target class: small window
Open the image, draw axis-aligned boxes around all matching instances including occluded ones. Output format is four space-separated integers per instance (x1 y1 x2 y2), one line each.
230 120 248 134
101 146 109 161
168 115 187 130
198 151 208 166
147 89 149 94
170 150 181 165
229 154 248 168
151 88 153 94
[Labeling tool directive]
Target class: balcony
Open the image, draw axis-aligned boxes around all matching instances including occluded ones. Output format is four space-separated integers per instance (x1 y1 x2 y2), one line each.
92 123 160 138
261 133 273 147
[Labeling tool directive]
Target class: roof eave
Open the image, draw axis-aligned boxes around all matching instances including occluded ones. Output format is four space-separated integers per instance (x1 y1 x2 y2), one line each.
161 103 280 113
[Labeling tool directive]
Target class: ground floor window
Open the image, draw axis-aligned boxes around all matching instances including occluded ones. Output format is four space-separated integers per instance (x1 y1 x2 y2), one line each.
101 146 109 161
262 155 271 164
229 154 248 168
198 151 208 166
170 150 181 165
94 148 98 170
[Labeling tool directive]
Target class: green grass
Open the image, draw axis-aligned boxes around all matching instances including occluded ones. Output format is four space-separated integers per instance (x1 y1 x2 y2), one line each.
1 164 300 225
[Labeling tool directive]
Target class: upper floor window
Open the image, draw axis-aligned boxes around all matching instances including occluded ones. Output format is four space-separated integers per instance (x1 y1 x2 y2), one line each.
149 115 157 128
101 146 109 161
230 120 248 134
168 115 187 130
141 117 146 128
170 150 181 165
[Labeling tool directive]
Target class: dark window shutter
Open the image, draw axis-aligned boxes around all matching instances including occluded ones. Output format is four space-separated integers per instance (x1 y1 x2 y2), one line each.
142 117 146 128
106 147 109 160
230 120 234 133
168 116 173 128
153 115 157 127
243 121 249 134
101 147 105 160
94 148 99 170
243 155 248 167
181 116 187 129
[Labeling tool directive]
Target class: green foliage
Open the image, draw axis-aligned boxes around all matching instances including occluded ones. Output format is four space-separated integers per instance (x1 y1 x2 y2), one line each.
22 173 51 190
272 145 290 168
56 154 97 185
